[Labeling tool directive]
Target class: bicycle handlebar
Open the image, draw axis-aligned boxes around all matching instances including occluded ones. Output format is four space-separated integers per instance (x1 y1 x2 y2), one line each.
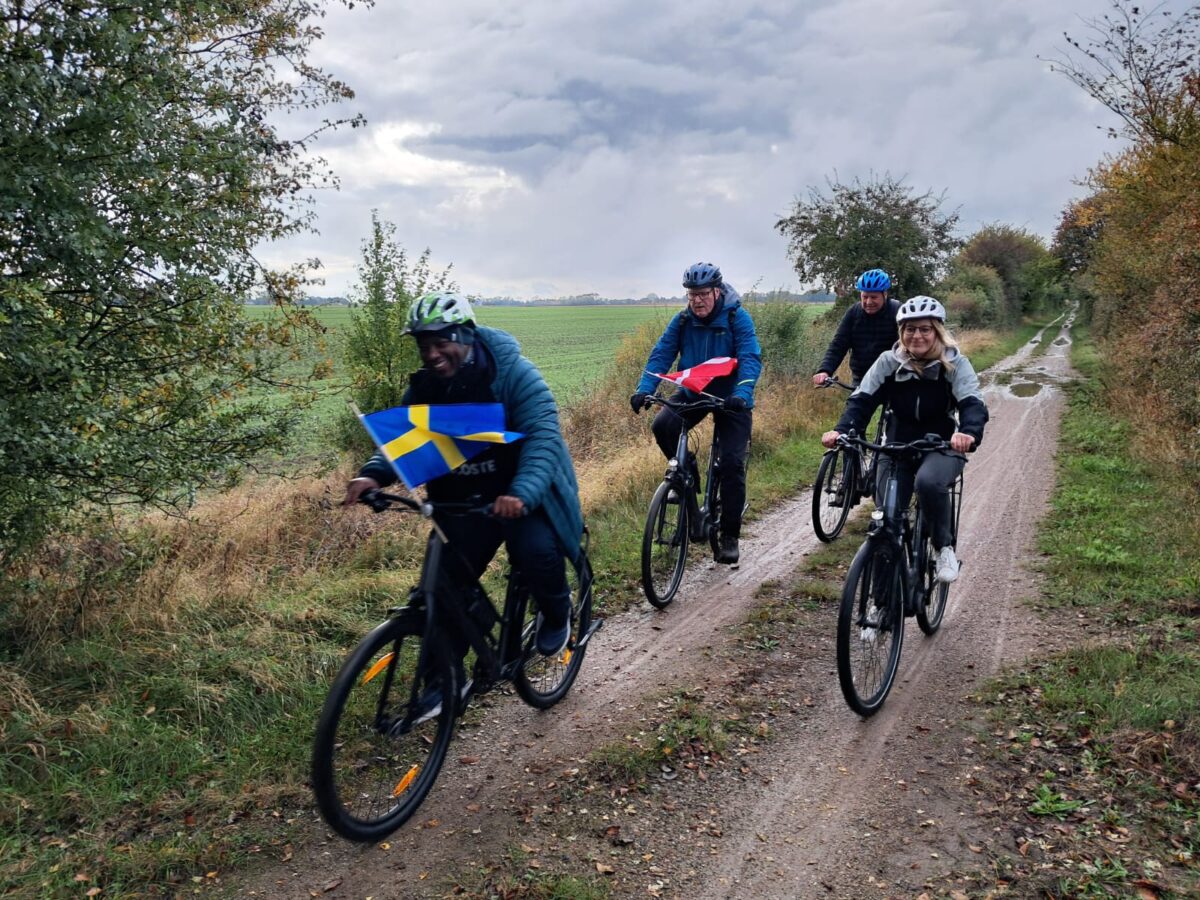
816 376 852 392
643 394 725 414
359 490 495 518
835 431 955 457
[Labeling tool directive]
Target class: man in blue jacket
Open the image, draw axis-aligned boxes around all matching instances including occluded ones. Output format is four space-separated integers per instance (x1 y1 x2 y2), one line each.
345 292 583 667
630 263 763 564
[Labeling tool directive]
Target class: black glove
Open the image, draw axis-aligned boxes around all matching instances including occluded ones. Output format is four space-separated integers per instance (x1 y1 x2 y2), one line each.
630 391 650 414
724 395 748 412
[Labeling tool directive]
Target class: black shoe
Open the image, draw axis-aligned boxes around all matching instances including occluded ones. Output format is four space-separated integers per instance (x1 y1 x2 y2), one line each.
411 664 470 724
535 607 571 656
715 535 740 565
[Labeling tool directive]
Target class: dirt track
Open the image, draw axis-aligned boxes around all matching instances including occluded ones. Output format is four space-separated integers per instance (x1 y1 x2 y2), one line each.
232 315 1074 899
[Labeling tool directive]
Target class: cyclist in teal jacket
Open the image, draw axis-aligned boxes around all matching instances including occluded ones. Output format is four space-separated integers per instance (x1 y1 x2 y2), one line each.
630 263 763 564
345 292 582 662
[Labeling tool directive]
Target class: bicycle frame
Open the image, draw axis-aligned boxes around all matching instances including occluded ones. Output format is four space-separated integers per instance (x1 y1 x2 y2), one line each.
410 530 524 689
852 434 960 611
370 491 601 703
819 376 890 500
652 396 724 543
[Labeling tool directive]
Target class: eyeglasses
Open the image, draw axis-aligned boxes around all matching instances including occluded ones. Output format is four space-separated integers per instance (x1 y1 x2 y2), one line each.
901 325 935 337
686 289 715 300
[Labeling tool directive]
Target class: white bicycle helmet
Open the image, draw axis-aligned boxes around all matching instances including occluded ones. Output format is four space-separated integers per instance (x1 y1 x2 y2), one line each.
896 295 946 323
403 291 477 335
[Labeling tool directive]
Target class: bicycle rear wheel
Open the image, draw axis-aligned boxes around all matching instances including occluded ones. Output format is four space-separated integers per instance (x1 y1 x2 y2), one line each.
916 475 961 636
514 555 595 709
813 448 855 542
915 528 949 635
836 541 905 716
312 614 456 841
642 480 689 608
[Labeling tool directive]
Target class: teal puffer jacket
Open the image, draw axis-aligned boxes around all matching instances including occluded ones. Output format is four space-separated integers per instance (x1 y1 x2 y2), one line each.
359 327 585 564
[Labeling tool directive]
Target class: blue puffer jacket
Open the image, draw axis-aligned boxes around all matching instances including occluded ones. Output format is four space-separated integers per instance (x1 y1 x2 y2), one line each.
360 327 585 564
634 285 763 406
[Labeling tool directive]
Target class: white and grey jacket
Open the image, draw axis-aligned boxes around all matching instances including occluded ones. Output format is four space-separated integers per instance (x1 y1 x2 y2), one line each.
835 346 989 448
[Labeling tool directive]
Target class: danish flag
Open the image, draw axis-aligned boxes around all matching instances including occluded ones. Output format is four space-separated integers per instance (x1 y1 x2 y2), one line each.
652 356 738 393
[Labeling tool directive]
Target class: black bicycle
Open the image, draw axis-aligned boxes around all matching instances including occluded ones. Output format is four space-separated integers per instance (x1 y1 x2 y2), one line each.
311 491 601 841
811 378 889 542
834 434 964 716
640 395 744 608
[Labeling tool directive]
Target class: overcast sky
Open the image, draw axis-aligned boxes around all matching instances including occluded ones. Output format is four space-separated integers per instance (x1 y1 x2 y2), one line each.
260 0 1148 300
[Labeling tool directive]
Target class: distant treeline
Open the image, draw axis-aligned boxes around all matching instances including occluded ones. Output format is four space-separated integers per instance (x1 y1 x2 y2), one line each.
245 289 835 308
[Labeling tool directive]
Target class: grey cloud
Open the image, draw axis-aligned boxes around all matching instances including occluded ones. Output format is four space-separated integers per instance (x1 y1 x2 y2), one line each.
262 0 1157 298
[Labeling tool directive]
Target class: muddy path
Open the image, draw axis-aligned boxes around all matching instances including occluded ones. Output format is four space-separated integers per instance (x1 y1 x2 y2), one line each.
231 316 1075 899
682 313 1078 899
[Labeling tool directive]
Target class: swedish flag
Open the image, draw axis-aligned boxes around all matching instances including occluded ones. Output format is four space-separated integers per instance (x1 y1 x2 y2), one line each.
358 403 525 490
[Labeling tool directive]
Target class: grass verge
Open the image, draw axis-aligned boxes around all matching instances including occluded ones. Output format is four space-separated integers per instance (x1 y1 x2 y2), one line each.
948 325 1200 898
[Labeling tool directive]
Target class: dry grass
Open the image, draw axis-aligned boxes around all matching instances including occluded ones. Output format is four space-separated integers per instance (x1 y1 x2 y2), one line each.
955 327 1000 359
3 312 835 643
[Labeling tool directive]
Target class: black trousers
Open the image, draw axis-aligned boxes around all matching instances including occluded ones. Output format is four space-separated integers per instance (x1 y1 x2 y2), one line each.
875 451 965 550
651 401 752 538
435 509 570 618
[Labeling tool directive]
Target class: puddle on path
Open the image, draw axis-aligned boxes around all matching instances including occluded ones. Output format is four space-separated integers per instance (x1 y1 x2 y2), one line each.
1053 337 1070 346
1010 382 1044 397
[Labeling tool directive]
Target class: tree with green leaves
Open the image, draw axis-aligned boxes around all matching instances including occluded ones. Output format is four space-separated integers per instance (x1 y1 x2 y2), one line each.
774 173 961 298
0 0 367 559
343 212 456 425
959 224 1059 324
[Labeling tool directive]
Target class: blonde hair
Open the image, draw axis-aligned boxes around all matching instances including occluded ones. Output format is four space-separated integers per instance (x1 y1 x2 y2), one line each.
898 319 957 375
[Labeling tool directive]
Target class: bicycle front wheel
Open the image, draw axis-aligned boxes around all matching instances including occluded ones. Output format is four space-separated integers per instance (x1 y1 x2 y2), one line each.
836 541 905 716
515 556 595 709
813 448 855 542
642 480 689 608
312 614 456 842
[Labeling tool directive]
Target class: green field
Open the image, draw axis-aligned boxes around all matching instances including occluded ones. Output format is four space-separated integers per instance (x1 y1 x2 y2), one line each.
246 303 676 400
244 302 829 460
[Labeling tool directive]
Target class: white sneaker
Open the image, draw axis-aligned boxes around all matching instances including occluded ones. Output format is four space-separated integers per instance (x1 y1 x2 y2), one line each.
935 546 960 583
860 605 883 643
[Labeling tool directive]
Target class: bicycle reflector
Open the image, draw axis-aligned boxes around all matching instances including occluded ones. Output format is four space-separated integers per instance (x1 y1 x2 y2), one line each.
394 766 419 797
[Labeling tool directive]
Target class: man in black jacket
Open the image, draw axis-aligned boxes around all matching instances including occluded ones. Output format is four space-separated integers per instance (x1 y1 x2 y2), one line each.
812 269 900 387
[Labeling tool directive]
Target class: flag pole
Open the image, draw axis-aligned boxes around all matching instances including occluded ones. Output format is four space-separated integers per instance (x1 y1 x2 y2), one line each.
646 371 726 402
349 402 449 543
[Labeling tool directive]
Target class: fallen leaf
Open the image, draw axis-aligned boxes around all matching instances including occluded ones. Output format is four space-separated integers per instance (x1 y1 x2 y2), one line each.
323 878 342 892
596 863 615 874
459 756 480 765
520 843 539 853
86 891 101 898
74 873 90 882
968 844 983 854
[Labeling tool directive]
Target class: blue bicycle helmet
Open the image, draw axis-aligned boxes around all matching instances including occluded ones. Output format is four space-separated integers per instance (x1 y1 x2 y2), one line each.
682 262 723 289
854 269 891 292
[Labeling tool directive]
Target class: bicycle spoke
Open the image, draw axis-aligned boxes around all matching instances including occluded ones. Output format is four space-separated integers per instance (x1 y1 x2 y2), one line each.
312 617 455 841
837 542 904 715
642 480 689 607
